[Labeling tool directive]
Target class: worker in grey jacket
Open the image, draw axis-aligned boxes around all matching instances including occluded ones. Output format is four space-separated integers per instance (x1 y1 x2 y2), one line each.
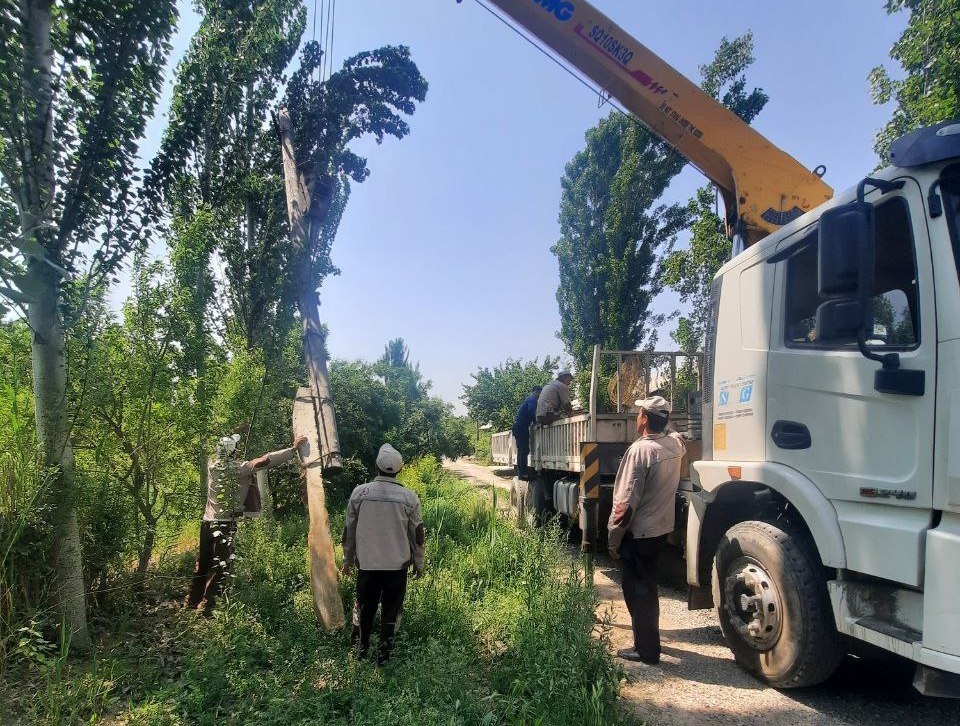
607 396 685 665
535 371 574 424
342 443 425 664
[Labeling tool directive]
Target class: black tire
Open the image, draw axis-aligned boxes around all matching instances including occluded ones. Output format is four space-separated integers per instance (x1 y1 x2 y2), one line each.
531 475 553 527
712 520 841 688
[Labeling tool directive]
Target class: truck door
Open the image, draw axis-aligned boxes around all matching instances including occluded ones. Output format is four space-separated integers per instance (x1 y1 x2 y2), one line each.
767 178 936 588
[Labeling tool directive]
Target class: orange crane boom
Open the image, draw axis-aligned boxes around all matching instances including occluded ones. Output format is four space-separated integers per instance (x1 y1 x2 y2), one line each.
484 0 833 247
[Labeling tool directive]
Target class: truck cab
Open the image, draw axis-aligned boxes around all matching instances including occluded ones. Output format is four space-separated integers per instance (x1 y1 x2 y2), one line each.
688 121 960 693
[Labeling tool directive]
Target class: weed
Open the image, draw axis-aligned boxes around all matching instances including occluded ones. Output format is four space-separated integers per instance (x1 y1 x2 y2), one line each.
10 458 628 725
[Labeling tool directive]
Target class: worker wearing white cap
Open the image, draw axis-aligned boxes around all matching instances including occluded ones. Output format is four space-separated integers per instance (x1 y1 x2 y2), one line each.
607 396 685 665
342 443 425 664
185 429 306 615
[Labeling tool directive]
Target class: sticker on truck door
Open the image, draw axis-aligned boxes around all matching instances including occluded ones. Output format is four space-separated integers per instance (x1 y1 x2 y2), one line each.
713 423 727 451
717 375 756 421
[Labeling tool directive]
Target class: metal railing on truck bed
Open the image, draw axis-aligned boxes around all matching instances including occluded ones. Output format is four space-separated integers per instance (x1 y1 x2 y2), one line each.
491 430 514 466
491 348 703 473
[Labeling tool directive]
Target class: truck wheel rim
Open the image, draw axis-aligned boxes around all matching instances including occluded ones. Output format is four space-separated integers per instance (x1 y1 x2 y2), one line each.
723 556 783 651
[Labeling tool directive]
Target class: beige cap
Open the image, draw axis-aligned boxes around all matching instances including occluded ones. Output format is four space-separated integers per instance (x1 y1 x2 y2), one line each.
376 443 404 474
557 370 573 379
635 395 671 417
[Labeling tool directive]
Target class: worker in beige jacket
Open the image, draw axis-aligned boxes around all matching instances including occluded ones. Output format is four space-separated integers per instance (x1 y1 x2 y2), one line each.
607 396 685 665
342 443 425 664
185 431 305 615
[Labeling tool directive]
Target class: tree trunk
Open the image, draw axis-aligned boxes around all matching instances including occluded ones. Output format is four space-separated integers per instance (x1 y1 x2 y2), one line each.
278 108 344 630
22 0 91 650
277 109 342 470
137 522 156 576
28 265 91 650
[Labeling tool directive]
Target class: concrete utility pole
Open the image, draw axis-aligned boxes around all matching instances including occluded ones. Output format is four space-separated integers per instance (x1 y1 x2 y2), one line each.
278 107 345 629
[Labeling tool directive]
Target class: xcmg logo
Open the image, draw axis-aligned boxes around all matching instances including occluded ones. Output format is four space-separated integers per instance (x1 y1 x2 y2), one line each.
532 0 575 22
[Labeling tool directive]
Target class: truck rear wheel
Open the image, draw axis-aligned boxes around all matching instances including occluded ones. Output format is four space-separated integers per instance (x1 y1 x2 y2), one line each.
711 520 841 688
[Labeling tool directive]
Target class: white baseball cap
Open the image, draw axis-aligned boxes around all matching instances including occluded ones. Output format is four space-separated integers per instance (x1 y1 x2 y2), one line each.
376 443 404 474
635 396 671 417
216 434 241 457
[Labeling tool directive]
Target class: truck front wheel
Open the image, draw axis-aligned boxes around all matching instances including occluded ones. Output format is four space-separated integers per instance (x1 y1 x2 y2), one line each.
711 520 841 688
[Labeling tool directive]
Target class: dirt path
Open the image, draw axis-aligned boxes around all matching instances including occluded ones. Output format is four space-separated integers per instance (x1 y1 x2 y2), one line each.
592 553 959 725
443 459 960 726
441 458 512 491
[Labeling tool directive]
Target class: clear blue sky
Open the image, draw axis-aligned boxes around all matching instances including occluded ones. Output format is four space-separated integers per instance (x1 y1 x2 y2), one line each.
139 1 907 412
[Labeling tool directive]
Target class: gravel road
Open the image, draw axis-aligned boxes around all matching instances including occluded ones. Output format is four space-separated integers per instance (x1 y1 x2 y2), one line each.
443 460 959 725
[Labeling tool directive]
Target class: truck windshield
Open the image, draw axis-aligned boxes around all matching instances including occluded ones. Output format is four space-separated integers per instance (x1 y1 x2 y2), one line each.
943 170 960 283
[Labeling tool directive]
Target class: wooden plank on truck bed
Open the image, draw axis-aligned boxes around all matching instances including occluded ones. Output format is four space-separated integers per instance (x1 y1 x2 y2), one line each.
293 386 345 630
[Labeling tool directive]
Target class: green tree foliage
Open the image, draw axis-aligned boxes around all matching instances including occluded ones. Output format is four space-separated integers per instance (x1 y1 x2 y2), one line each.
147 0 305 349
330 340 470 480
661 33 769 353
698 33 769 123
461 357 559 431
69 265 196 585
553 33 767 371
661 187 728 353
143 1 428 521
145 0 309 495
0 0 178 648
870 0 960 162
554 113 687 370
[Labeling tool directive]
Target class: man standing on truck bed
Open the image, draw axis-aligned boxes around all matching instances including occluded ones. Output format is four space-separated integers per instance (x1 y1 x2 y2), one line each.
512 385 542 480
536 370 574 424
607 396 685 665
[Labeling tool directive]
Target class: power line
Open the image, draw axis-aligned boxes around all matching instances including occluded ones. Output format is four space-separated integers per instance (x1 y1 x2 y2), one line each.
469 0 630 118
313 0 322 83
323 0 335 82
328 0 337 81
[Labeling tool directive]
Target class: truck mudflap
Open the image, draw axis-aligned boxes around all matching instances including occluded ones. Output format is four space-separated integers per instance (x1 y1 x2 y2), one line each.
914 665 960 698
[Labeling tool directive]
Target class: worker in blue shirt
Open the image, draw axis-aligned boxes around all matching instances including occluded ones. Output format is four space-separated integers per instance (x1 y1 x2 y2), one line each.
512 386 542 480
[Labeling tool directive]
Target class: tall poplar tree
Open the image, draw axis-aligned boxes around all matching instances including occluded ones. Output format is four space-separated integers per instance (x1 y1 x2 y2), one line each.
0 0 177 647
870 0 960 162
553 34 766 372
662 33 769 353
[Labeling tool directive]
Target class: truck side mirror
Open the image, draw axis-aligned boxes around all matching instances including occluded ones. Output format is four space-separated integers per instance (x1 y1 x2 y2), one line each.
817 201 874 299
815 201 874 343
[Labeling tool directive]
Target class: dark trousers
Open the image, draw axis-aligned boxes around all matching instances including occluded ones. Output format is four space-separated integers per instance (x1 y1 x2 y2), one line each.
514 431 531 480
351 568 408 663
185 520 237 614
618 535 667 663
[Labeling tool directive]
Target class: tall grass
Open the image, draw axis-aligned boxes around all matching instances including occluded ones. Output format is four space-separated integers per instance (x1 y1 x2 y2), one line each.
9 457 626 725
0 361 56 678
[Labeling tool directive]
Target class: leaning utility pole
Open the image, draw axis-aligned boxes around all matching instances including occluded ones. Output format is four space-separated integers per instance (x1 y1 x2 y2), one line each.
278 107 345 630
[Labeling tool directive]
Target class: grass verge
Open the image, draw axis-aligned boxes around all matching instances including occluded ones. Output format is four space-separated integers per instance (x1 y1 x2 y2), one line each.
6 457 625 725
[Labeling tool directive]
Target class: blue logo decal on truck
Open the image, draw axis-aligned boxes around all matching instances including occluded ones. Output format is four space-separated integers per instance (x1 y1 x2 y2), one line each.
533 0 574 22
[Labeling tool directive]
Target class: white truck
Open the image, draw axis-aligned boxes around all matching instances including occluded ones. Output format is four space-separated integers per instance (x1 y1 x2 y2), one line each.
493 132 960 694
479 0 960 696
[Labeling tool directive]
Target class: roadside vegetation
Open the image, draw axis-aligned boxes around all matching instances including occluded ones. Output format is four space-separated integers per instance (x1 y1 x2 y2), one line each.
4 458 623 725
